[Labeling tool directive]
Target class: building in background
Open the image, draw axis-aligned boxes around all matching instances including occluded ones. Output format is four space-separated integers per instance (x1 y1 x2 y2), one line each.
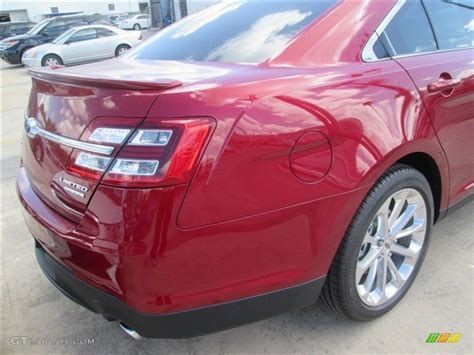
1 0 220 26
148 0 219 28
0 1 149 23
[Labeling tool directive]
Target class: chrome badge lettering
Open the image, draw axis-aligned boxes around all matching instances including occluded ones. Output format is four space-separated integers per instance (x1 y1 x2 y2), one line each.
60 177 88 198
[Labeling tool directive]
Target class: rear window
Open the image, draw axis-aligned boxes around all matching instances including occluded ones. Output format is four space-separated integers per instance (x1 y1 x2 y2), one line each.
128 0 337 63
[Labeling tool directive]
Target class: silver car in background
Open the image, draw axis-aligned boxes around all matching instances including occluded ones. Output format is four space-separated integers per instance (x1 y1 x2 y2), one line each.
22 25 142 68
119 15 151 30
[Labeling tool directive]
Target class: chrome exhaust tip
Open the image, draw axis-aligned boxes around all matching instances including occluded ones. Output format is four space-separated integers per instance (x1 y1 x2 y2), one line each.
119 323 142 340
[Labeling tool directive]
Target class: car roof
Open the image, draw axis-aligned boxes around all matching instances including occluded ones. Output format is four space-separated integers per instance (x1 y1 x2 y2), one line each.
52 13 104 19
68 24 120 31
0 21 34 25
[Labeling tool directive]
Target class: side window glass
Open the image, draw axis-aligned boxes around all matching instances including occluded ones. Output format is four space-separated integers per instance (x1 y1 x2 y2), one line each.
372 38 390 59
68 29 97 43
366 0 437 60
424 0 474 50
381 1 437 57
45 19 66 34
97 28 116 38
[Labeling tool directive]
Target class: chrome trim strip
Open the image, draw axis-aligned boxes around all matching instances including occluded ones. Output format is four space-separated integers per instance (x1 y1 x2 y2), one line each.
362 0 474 63
24 114 114 156
362 0 405 62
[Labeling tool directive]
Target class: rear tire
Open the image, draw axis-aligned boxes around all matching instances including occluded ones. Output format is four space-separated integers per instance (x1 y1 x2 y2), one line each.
133 23 141 30
115 44 131 57
41 54 63 68
321 164 434 321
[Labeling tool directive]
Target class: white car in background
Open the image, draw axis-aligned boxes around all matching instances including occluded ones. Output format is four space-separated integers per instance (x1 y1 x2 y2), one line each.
119 14 151 30
22 25 142 68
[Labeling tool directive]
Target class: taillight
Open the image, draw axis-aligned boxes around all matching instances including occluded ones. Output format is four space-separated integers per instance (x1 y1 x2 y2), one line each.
66 117 215 188
67 117 141 180
103 118 215 187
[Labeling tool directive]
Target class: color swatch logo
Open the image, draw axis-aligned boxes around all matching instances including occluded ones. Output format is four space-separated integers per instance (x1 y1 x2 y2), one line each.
426 333 462 344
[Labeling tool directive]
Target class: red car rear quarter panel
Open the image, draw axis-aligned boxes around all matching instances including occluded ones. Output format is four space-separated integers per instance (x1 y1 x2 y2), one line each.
176 60 446 229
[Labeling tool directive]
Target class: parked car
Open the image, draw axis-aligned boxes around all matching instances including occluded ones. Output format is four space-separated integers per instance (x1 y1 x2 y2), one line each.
18 0 473 339
22 25 141 68
0 21 36 40
108 14 130 26
0 14 110 65
119 14 150 30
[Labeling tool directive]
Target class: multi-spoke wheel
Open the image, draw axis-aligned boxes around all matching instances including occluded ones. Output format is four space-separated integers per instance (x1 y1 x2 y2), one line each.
41 54 63 68
115 44 131 57
321 164 434 320
356 188 427 306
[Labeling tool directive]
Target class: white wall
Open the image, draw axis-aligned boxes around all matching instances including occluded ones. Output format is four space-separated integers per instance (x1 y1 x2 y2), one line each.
187 0 220 15
1 0 142 22
6 10 29 22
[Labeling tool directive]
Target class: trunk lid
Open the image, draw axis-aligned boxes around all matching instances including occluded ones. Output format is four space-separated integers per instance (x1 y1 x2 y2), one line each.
23 58 253 223
23 62 184 222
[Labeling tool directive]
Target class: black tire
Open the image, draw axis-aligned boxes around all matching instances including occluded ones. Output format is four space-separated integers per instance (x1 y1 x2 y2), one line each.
41 54 63 67
133 23 141 30
321 164 434 321
115 44 131 57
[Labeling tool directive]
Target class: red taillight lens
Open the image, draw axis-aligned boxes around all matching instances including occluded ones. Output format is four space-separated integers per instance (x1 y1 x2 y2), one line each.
66 117 142 181
102 118 215 188
66 117 215 188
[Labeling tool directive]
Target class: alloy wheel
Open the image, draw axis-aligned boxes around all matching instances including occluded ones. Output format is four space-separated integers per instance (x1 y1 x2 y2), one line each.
45 57 59 67
118 47 129 55
356 188 427 307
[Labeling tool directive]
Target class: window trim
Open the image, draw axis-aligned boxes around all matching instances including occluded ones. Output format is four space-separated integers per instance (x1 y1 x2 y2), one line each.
361 0 473 62
68 28 98 43
361 0 405 62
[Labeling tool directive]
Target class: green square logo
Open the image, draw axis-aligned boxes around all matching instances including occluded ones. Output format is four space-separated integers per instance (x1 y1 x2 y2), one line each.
426 333 440 343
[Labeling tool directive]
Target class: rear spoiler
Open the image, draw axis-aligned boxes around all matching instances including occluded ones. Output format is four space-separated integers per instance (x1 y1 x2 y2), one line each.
29 68 183 91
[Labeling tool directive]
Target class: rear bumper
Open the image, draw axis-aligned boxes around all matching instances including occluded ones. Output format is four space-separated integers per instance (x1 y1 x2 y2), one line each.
18 163 364 337
35 241 324 338
21 56 41 68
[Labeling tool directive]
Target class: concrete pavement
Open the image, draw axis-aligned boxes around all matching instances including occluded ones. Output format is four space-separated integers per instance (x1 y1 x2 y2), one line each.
1 62 472 354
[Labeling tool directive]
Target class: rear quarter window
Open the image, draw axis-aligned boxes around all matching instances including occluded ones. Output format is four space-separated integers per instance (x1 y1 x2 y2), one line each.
377 1 437 58
128 0 337 63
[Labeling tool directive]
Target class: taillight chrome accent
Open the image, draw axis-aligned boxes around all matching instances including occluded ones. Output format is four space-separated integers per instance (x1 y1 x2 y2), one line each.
128 129 173 146
75 152 111 172
109 159 159 176
24 114 115 156
89 127 131 144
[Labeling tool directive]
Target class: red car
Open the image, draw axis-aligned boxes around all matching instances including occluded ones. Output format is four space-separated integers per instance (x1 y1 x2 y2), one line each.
18 0 473 339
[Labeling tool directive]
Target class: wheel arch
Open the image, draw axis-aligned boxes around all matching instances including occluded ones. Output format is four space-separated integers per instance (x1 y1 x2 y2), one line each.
19 46 35 61
359 147 448 224
115 43 131 57
41 53 63 66
396 152 443 222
